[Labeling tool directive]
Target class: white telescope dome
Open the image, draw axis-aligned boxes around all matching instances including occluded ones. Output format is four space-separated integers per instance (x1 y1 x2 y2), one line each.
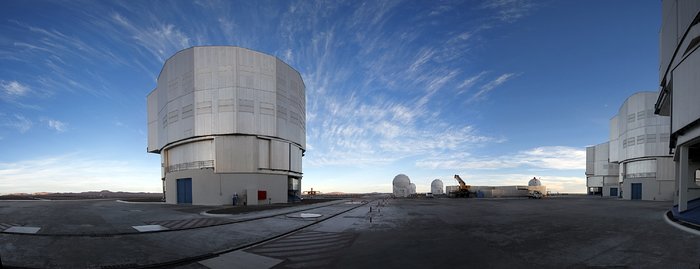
431 179 444 194
393 174 411 188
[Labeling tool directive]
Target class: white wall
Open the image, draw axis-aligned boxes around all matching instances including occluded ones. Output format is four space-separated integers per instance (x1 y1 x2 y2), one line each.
594 142 619 176
621 177 675 201
165 169 287 206
586 146 595 175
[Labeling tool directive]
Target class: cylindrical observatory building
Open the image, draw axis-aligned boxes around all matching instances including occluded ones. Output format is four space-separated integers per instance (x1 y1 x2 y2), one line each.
147 46 305 205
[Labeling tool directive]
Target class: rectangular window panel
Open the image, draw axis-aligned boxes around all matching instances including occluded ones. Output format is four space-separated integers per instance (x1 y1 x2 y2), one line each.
168 110 179 123
636 135 645 145
182 104 194 119
197 101 212 114
646 134 657 143
276 105 287 120
637 111 646 120
238 99 255 113
218 99 234 112
290 111 301 127
260 102 275 116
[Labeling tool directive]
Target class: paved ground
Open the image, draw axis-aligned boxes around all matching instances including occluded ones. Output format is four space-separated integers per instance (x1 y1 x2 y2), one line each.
331 197 700 269
186 196 700 269
1 196 699 268
0 199 358 268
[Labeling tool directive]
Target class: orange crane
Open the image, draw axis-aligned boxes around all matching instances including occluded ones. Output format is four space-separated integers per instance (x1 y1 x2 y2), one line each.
451 174 471 198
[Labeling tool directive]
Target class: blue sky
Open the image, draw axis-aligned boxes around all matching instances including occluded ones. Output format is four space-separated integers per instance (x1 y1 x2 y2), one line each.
0 0 660 194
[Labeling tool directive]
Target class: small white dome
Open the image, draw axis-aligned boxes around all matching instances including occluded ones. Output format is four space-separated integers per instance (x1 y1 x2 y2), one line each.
393 174 411 188
409 183 416 194
528 177 542 186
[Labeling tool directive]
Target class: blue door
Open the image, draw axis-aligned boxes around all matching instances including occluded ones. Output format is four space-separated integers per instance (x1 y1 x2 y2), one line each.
177 178 192 204
610 188 618 197
631 183 642 200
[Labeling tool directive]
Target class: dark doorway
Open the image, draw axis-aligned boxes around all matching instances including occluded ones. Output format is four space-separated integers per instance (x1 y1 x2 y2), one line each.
631 183 642 200
177 178 192 204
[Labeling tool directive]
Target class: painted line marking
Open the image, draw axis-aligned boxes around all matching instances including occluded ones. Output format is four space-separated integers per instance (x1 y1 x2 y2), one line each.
132 225 169 232
5 226 41 234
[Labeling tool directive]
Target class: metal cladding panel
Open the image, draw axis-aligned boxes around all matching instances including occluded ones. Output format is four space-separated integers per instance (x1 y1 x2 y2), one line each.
237 48 259 73
610 115 620 140
593 142 617 176
215 136 257 173
167 140 213 165
660 0 678 82
237 87 256 134
587 176 603 187
290 145 302 173
614 92 672 162
165 92 195 144
152 48 195 151
217 87 236 134
259 138 270 169
586 146 595 175
147 89 159 152
656 157 675 180
603 176 619 186
678 1 700 43
609 115 619 162
231 136 257 172
672 50 700 133
271 140 290 170
215 136 233 172
275 58 306 150
194 89 213 136
594 142 609 163
609 138 619 163
258 91 276 136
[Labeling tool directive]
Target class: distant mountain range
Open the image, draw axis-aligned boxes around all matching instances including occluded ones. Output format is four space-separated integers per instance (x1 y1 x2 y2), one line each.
1 190 161 199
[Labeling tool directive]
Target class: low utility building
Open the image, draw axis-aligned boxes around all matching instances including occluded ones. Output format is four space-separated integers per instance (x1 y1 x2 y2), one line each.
450 177 546 198
585 142 620 197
